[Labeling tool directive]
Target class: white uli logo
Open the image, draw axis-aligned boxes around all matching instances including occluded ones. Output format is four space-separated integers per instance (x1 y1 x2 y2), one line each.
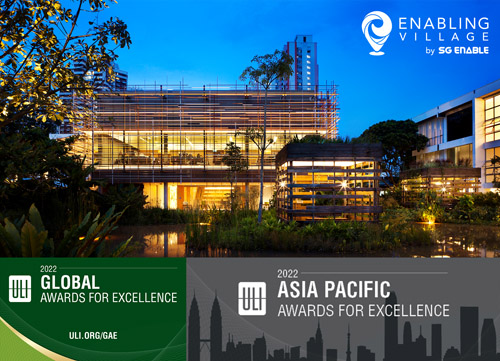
9 276 31 303
238 282 266 316
362 11 393 56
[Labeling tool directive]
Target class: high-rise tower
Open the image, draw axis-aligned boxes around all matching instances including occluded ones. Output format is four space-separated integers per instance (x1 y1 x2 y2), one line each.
210 294 223 361
275 35 319 91
188 294 200 361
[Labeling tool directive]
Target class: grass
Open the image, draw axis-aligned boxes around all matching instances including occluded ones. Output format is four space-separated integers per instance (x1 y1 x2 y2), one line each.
185 210 432 254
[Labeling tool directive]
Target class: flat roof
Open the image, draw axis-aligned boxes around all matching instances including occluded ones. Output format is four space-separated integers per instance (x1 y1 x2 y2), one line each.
413 78 500 123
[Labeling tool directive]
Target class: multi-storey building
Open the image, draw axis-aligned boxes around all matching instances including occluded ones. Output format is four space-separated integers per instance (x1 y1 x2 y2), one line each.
81 85 338 209
74 59 128 92
275 35 319 91
407 78 500 194
58 60 128 134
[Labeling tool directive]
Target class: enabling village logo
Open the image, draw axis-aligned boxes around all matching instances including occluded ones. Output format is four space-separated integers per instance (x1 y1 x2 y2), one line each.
362 11 393 56
9 275 31 303
362 10 490 56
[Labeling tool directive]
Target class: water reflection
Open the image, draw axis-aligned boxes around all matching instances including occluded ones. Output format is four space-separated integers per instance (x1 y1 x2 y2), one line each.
112 225 186 257
112 223 500 258
406 223 500 258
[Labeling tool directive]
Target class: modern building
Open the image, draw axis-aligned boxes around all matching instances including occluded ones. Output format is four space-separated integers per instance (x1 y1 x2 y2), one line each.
59 60 128 134
409 79 500 193
73 58 128 91
79 85 337 209
275 142 383 222
275 35 319 91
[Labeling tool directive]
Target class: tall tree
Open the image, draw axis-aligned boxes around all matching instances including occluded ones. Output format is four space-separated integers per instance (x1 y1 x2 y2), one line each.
0 0 131 128
239 50 293 223
222 141 248 212
356 119 428 184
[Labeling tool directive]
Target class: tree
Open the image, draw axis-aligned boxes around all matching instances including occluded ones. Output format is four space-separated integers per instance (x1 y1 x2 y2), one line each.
221 141 248 212
239 50 293 223
0 0 131 128
491 155 500 188
356 119 428 185
0 118 99 234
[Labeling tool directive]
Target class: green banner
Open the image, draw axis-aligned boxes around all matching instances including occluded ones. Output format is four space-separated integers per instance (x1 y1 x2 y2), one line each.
0 258 186 361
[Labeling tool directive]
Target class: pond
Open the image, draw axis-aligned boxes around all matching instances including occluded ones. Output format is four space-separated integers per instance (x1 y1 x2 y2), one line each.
111 223 500 258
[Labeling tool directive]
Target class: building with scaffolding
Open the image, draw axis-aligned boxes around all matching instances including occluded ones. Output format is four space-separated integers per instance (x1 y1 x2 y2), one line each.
79 84 339 209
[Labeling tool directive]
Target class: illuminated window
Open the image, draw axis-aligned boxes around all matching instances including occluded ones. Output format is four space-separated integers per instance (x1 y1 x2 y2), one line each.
485 93 500 142
485 147 500 184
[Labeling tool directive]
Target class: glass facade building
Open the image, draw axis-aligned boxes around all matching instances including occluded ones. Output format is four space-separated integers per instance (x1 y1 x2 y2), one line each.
80 86 338 209
411 79 500 192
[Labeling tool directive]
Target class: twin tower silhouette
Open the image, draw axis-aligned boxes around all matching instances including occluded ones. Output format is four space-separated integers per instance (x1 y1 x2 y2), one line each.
188 291 499 361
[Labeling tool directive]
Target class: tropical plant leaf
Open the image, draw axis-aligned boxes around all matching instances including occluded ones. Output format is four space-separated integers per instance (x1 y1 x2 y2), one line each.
28 204 45 233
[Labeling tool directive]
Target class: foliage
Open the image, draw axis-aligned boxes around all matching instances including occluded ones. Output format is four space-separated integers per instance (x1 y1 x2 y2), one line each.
0 204 51 256
288 134 352 144
221 141 248 212
491 155 500 188
186 210 432 254
239 49 293 224
0 0 131 127
0 204 132 257
0 121 100 234
414 191 444 224
452 194 474 221
239 50 294 91
356 119 429 184
98 184 147 224
448 193 500 224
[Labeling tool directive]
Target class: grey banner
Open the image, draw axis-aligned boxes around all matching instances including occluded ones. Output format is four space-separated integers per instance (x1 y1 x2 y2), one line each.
187 259 500 361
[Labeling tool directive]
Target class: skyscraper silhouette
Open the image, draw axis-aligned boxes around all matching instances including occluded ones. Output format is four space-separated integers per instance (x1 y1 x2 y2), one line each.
211 294 223 361
403 322 413 346
188 293 201 361
357 346 375 361
443 346 460 361
384 292 398 361
306 321 323 361
431 324 442 361
290 346 301 361
326 349 337 361
414 326 427 360
481 318 496 361
253 334 267 361
346 324 352 361
461 307 479 361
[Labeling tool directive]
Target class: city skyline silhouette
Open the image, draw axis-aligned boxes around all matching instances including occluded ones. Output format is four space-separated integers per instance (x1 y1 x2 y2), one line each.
188 291 500 361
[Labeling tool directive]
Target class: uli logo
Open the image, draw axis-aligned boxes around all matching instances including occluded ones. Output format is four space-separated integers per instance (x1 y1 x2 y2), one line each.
362 11 392 56
238 282 266 316
9 276 31 303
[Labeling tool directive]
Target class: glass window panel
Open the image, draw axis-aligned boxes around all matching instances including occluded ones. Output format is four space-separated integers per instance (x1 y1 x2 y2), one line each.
495 95 500 106
486 133 494 142
486 109 494 120
486 97 494 109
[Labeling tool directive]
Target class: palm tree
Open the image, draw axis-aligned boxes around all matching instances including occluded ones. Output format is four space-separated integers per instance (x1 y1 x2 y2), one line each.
239 50 293 223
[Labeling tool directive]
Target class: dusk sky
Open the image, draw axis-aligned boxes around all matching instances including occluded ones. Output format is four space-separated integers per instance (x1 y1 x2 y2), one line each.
95 0 500 137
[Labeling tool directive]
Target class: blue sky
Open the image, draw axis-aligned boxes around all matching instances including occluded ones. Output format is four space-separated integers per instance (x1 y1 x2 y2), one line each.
96 0 500 137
